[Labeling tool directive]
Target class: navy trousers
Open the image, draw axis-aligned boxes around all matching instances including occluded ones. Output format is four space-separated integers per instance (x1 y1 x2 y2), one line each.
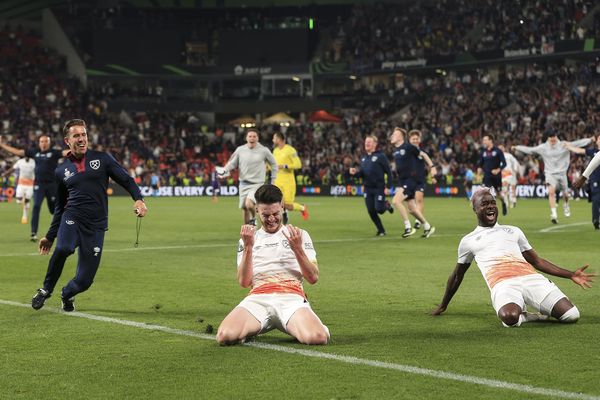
31 182 57 235
364 188 387 234
43 212 106 299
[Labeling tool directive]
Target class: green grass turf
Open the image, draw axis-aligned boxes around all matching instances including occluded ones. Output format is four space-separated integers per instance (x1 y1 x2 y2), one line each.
0 195 599 399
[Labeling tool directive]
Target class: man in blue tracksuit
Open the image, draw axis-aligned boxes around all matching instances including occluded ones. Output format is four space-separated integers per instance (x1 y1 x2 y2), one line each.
478 134 507 215
349 135 393 236
0 134 68 241
31 119 148 311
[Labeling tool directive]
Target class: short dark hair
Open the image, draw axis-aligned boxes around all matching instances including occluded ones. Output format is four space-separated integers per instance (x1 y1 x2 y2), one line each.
254 184 283 205
246 127 259 135
483 134 495 142
273 132 285 141
63 119 86 136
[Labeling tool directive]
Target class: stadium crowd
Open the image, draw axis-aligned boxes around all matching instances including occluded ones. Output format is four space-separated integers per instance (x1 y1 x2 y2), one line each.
1 25 600 192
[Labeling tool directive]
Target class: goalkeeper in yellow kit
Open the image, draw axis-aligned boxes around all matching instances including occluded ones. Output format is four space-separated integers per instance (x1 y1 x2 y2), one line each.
272 132 309 224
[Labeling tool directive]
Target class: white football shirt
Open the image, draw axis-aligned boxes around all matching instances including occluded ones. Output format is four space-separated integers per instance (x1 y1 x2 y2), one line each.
457 224 537 290
237 226 317 297
14 158 35 185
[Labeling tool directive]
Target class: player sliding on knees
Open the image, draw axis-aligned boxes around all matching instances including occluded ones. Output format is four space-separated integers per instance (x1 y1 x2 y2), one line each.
216 184 329 345
431 187 595 327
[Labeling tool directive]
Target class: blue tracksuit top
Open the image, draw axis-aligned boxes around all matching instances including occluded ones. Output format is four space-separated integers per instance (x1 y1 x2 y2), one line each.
392 143 420 180
479 146 506 177
46 150 143 240
357 150 392 189
25 147 64 183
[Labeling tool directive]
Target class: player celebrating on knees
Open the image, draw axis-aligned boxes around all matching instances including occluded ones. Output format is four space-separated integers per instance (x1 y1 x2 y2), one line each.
31 119 147 312
431 187 595 327
216 184 329 345
272 132 308 224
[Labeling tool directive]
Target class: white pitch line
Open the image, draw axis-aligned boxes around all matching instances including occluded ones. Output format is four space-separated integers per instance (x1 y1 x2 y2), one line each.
539 222 590 233
0 299 598 400
0 234 459 258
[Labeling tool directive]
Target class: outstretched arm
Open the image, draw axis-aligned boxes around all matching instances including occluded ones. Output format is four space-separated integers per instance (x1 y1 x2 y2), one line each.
431 262 471 315
522 249 595 289
574 151 600 189
0 136 25 157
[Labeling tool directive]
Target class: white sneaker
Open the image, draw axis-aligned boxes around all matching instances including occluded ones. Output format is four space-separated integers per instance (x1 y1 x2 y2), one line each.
563 203 571 217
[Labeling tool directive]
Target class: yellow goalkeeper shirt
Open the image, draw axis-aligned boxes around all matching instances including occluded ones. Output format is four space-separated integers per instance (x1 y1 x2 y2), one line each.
273 144 301 182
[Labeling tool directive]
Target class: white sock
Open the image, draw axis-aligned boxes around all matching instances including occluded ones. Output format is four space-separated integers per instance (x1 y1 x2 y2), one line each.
404 221 411 229
423 222 431 231
551 207 557 218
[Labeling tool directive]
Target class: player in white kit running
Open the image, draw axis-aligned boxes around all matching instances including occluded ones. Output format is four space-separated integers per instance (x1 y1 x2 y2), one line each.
4 156 35 224
431 187 595 327
216 184 329 345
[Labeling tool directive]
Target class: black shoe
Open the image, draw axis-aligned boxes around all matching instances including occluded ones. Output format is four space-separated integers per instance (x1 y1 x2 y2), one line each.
376 231 386 237
30 233 37 242
551 218 557 225
31 288 51 310
283 211 289 225
402 227 416 238
594 221 599 230
385 201 394 214
414 221 421 229
61 296 75 312
501 201 507 216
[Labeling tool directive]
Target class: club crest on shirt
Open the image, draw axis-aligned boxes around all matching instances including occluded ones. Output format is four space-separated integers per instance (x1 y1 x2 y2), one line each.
89 159 101 170
400 149 406 156
502 227 513 234
371 156 378 162
304 242 314 250
63 168 75 181
282 240 290 249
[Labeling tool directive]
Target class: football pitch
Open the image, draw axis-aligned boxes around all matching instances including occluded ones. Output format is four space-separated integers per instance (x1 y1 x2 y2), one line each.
1 195 598 399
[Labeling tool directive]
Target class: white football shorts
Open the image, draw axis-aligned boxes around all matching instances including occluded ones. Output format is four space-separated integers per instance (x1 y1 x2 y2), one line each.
238 182 263 208
545 173 568 192
491 273 568 316
15 185 33 200
237 293 313 334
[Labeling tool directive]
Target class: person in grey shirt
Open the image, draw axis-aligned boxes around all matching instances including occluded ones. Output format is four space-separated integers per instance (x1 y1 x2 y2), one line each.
218 129 278 224
513 129 592 224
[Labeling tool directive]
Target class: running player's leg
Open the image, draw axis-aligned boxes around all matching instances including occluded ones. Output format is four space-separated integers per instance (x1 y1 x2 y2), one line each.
547 183 558 222
365 192 385 235
592 192 600 229
31 184 45 238
61 227 105 301
393 187 414 236
41 217 78 295
559 175 571 217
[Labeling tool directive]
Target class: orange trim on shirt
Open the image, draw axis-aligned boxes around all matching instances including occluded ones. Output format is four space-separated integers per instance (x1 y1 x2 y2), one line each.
485 256 536 288
17 177 34 186
249 281 305 298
